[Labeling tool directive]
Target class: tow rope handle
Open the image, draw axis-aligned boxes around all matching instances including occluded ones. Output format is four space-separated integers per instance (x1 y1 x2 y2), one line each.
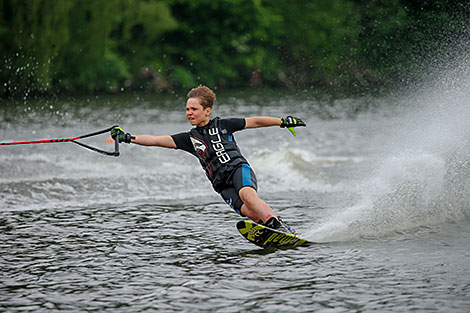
0 125 120 157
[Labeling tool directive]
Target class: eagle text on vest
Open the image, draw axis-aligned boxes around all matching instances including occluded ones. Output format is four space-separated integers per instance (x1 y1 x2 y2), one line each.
209 127 231 164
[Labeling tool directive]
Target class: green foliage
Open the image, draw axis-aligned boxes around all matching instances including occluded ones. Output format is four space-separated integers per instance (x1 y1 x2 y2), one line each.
1 0 468 97
53 0 178 92
114 0 178 81
0 0 73 96
171 65 196 88
355 0 412 82
0 0 177 96
354 0 470 84
161 0 278 88
262 0 361 86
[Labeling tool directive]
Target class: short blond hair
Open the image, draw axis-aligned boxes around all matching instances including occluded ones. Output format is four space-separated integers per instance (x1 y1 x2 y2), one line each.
187 85 216 109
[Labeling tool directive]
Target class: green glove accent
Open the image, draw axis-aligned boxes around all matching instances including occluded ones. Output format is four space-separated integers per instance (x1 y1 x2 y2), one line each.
280 116 306 136
111 126 134 143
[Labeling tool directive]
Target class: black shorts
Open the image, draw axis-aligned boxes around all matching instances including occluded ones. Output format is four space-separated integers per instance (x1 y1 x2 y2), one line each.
220 164 258 216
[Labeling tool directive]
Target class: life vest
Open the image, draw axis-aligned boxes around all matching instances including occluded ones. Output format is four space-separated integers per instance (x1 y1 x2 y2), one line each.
189 117 248 191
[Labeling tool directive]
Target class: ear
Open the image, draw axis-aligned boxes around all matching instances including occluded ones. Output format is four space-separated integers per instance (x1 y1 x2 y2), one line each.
205 107 212 116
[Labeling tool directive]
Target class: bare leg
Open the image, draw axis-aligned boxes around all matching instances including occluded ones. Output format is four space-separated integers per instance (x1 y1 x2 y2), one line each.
239 186 277 223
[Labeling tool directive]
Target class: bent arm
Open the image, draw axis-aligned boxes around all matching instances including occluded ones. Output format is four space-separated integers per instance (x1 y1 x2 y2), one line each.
244 116 281 129
131 135 176 149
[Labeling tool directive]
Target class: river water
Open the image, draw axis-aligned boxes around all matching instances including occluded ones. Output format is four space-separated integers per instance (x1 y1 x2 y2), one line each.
1 70 470 311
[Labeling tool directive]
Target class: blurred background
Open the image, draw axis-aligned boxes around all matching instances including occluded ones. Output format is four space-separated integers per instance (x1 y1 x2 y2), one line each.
1 0 469 98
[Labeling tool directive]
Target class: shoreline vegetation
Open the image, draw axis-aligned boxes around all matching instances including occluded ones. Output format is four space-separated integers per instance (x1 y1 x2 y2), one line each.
1 0 469 98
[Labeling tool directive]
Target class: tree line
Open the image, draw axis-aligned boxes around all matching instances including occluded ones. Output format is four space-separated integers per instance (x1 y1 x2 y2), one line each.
1 0 468 97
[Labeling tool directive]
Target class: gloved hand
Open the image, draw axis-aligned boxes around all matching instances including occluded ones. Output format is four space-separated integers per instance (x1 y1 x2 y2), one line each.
111 126 134 143
280 116 306 136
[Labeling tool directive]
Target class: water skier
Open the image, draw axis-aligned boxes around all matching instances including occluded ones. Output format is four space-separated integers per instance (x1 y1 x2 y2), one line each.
111 85 305 234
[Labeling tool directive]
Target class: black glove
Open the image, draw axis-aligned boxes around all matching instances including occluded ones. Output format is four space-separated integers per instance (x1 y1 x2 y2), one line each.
280 116 306 136
111 126 134 143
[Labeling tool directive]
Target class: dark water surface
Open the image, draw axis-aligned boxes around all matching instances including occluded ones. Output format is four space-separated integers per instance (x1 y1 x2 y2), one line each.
1 87 470 312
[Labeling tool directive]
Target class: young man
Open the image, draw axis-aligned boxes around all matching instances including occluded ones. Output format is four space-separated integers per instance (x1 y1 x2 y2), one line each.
111 85 305 234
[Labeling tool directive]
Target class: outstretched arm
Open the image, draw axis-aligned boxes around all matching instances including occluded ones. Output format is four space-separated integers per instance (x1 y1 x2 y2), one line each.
131 135 176 148
244 116 306 136
245 116 281 129
110 127 176 149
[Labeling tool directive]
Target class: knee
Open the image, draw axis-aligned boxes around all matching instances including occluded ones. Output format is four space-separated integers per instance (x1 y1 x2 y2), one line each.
240 203 258 220
239 187 259 206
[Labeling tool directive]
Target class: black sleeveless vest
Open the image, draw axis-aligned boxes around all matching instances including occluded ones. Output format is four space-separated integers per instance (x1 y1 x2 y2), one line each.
189 118 247 192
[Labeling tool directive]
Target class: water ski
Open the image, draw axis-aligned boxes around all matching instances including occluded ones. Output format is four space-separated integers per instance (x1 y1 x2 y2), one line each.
236 220 314 248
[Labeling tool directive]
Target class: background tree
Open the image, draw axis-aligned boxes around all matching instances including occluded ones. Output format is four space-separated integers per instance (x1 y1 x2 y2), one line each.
1 0 468 98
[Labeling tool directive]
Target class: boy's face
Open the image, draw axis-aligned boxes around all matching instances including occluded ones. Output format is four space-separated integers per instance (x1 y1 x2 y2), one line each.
186 97 211 127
